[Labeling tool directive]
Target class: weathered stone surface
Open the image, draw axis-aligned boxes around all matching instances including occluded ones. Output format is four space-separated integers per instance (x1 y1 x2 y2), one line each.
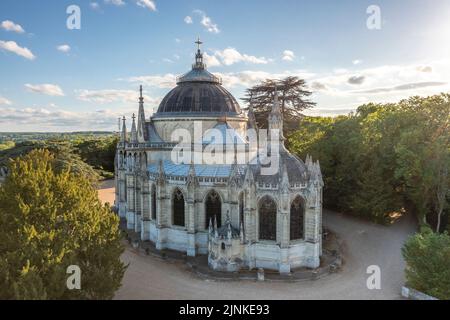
114 43 323 274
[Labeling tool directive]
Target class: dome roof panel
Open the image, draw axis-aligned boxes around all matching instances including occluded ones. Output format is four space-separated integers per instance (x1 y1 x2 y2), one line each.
155 40 242 116
157 82 241 114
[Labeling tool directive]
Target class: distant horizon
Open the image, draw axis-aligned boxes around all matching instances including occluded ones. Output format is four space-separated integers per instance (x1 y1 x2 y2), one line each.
0 131 117 133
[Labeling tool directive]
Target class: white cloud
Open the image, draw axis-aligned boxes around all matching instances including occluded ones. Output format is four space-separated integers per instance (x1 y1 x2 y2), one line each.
184 16 193 24
104 0 125 6
25 84 65 96
354 81 447 94
314 63 448 93
214 47 269 65
1 20 25 33
122 74 176 88
217 70 315 88
122 60 450 118
203 52 221 67
0 107 127 131
352 59 363 65
282 50 295 61
416 65 433 73
136 0 156 11
0 96 12 106
90 2 100 10
308 60 450 113
57 44 71 53
175 38 181 43
304 108 357 117
194 10 220 33
124 69 314 90
0 40 35 60
77 89 158 105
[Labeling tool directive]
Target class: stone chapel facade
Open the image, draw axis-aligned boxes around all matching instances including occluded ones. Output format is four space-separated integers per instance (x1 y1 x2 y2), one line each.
115 41 324 273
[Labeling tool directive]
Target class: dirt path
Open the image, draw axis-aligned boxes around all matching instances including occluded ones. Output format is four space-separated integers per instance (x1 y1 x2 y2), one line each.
115 211 416 300
98 179 115 206
98 181 417 299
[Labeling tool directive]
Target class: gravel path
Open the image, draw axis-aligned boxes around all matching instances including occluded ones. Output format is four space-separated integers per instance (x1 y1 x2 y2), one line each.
114 209 417 300
98 180 115 205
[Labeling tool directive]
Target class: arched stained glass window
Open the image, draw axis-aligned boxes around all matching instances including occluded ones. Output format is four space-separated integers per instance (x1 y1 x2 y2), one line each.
239 192 245 233
205 190 221 229
173 188 185 226
290 196 305 240
151 184 156 220
259 196 277 241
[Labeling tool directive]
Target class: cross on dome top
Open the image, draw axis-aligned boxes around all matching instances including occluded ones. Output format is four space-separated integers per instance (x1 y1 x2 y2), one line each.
193 37 205 70
195 37 203 51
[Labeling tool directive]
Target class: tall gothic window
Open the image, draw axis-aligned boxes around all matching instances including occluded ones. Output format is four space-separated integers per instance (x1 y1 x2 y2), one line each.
173 189 185 227
259 196 277 241
239 192 245 233
151 184 156 220
205 190 221 229
290 196 305 240
135 179 141 215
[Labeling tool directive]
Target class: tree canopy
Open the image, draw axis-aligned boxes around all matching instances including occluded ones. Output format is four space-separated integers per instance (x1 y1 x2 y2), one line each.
402 227 450 299
0 136 118 184
0 149 126 299
241 76 316 131
289 94 450 227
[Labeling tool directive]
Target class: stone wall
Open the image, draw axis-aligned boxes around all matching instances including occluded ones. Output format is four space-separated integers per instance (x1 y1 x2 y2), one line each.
401 286 439 300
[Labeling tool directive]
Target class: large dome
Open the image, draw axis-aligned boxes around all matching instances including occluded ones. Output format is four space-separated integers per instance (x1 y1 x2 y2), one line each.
156 42 241 115
157 82 241 114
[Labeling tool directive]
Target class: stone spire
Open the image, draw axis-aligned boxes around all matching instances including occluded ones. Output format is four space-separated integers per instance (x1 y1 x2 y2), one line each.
187 162 198 187
214 215 218 238
280 163 290 193
208 217 213 234
137 85 148 141
244 163 255 187
268 87 285 142
130 113 137 143
157 159 165 183
121 116 127 142
193 37 206 70
314 160 324 187
247 94 257 130
305 154 313 170
273 87 281 114
229 152 239 187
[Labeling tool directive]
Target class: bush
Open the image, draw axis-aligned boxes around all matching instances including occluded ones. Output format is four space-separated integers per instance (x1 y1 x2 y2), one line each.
0 149 126 299
289 94 450 226
402 227 450 299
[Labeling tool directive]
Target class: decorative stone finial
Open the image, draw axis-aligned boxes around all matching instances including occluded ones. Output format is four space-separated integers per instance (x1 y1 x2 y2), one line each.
240 221 245 243
121 116 127 142
139 85 144 103
208 217 213 234
195 37 203 51
193 37 205 70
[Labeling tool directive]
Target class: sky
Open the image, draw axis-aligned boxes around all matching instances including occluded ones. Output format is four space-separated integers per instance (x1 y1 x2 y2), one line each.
1 0 450 132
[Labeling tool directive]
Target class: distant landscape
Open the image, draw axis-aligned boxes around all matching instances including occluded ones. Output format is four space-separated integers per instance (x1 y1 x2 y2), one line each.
0 132 118 182
0 131 116 144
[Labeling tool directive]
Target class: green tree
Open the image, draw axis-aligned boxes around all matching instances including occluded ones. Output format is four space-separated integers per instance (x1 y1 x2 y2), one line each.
0 141 101 185
402 227 450 299
75 136 118 173
288 94 449 226
0 149 126 300
242 76 316 131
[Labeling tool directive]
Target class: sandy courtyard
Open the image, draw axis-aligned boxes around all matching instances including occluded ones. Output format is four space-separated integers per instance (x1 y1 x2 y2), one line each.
98 180 416 300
